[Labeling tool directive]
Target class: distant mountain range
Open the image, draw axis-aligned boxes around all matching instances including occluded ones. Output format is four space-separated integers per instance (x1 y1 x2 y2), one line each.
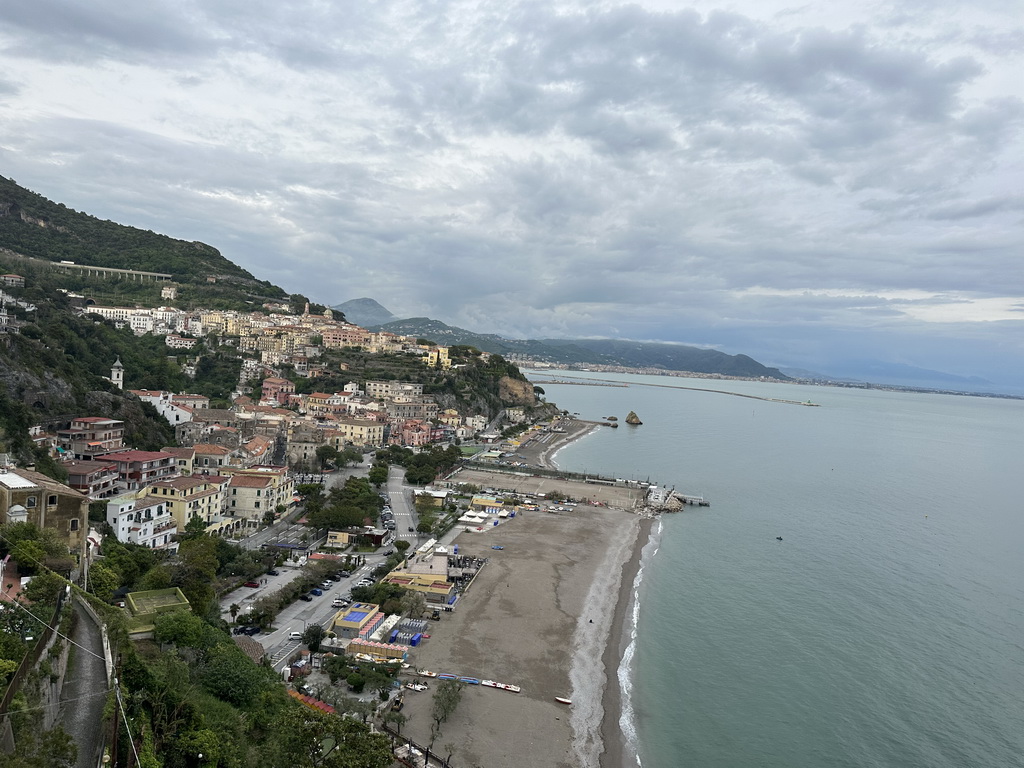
369 312 789 379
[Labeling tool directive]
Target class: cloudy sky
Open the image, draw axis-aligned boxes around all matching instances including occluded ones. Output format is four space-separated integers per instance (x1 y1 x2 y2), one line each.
1 1 1022 389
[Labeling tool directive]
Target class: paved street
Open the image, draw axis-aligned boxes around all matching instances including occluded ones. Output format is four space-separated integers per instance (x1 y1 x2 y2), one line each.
217 453 428 670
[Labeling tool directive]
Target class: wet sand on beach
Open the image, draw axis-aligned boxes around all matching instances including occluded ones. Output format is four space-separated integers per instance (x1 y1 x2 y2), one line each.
398 505 641 768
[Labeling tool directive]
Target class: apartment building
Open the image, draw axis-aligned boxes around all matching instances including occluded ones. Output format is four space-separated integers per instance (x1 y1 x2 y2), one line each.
0 468 88 559
56 417 125 460
106 494 178 551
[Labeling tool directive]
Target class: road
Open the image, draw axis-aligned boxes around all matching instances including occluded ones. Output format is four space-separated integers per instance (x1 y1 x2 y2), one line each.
61 601 108 768
218 456 426 670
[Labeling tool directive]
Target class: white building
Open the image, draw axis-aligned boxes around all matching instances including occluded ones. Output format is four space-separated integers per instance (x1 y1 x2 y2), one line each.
131 390 194 425
106 494 178 551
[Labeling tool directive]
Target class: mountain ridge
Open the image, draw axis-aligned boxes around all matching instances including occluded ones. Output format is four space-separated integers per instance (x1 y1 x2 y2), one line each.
375 316 790 379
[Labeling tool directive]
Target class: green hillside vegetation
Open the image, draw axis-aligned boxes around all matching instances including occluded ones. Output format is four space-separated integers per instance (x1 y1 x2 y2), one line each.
0 175 286 310
284 344 538 419
0 272 249 469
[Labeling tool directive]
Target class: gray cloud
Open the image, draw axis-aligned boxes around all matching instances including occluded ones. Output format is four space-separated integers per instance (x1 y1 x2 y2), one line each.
0 0 1022 388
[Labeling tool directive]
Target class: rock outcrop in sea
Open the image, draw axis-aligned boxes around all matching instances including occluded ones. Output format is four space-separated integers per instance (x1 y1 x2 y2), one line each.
625 410 643 425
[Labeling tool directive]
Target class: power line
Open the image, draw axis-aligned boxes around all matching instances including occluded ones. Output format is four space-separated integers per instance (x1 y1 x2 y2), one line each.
114 678 142 767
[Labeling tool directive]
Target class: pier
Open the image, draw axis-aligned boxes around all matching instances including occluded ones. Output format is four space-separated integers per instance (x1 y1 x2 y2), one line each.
530 379 629 388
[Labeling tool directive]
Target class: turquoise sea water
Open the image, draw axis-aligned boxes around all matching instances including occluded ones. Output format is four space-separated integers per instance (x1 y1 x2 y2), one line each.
532 372 1024 768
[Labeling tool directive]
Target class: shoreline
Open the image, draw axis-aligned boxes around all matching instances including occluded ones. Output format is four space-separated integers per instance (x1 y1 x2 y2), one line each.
599 515 655 768
529 415 656 767
533 418 601 470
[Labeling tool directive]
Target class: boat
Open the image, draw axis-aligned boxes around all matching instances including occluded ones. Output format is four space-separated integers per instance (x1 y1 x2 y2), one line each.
482 680 522 693
458 676 480 685
419 670 438 678
555 697 572 705
437 673 457 681
405 682 428 691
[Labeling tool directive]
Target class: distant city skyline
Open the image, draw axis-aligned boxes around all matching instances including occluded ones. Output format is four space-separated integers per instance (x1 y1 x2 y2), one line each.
1 1 1021 390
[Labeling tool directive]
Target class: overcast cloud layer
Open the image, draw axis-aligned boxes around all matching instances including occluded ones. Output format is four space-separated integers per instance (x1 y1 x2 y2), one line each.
1 1 1022 389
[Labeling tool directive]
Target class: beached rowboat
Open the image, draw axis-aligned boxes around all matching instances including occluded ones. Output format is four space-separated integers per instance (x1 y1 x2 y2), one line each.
554 697 572 705
418 670 438 678
437 673 457 681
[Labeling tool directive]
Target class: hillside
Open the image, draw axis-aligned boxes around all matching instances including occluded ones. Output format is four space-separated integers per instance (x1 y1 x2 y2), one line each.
0 174 286 308
331 297 398 327
377 317 789 379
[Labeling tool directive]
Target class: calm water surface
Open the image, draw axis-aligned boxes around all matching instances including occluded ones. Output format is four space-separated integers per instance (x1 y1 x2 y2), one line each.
534 372 1024 768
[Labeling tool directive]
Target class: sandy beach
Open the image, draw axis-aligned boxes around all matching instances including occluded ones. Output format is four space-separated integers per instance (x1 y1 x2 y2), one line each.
395 420 654 767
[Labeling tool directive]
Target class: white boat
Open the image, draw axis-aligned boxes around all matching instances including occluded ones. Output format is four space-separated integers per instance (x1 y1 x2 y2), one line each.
418 670 438 678
482 680 522 693
405 682 428 691
555 696 572 705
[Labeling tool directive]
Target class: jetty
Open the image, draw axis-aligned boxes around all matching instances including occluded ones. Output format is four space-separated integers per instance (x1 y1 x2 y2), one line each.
530 379 629 388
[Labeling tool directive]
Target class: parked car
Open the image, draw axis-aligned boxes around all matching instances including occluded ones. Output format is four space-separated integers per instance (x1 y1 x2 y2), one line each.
241 625 260 636
299 594 313 602
383 549 395 556
321 580 333 589
243 581 260 588
338 571 351 578
267 569 279 576
310 588 323 596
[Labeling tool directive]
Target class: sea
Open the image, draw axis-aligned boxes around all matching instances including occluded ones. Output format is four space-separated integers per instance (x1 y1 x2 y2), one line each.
526 370 1024 768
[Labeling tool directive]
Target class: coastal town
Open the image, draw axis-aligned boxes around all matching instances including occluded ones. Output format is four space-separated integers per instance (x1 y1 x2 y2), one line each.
0 279 672 768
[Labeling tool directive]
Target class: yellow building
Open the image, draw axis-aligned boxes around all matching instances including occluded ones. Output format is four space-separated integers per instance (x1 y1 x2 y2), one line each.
330 602 385 639
423 346 451 370
326 418 385 447
144 475 229 530
381 571 454 604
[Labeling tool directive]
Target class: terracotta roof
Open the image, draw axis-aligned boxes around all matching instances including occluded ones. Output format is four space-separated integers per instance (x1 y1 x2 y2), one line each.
229 475 272 488
161 447 196 459
94 450 175 463
193 444 232 455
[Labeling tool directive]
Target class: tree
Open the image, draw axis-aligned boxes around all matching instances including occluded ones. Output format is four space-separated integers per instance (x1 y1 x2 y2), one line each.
346 672 365 693
302 623 326 653
429 679 465 749
316 445 339 469
86 560 121 603
399 589 426 619
4 724 77 768
394 540 411 554
381 710 407 738
265 705 391 768
21 570 65 604
368 464 389 487
200 644 274 706
154 610 221 651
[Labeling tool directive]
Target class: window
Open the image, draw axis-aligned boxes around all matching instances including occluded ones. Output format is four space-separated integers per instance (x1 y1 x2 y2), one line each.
26 496 37 508
48 494 58 506
70 519 80 531
254 501 260 509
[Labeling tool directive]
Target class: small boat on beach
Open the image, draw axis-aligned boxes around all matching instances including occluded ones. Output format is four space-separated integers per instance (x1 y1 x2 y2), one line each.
458 676 480 685
482 680 522 693
437 673 457 681
555 696 572 705
418 670 438 678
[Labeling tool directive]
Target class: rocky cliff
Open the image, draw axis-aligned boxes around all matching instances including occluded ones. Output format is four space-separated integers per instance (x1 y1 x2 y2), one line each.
498 376 537 406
